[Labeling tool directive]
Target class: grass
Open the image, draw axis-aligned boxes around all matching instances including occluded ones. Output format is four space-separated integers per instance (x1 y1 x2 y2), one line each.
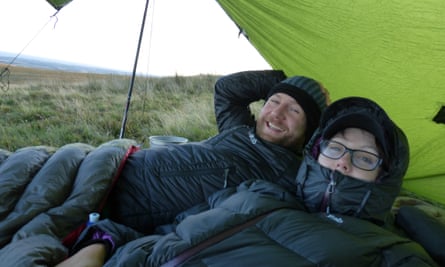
0 64 221 151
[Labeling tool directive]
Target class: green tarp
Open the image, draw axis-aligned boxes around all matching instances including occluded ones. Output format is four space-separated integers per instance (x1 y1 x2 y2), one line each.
217 0 445 205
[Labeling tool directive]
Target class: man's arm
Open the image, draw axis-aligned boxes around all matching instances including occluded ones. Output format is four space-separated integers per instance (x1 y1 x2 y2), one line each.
214 70 286 132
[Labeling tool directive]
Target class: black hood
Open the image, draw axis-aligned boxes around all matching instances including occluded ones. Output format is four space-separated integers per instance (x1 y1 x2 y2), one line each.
296 97 410 225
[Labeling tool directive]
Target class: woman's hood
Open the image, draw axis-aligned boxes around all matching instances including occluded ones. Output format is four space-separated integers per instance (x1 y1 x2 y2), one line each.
296 97 410 224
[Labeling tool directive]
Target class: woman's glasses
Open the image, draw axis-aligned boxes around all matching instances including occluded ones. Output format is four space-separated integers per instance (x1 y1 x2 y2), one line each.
320 140 382 171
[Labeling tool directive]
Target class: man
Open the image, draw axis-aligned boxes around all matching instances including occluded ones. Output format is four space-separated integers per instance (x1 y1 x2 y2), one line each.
107 70 328 234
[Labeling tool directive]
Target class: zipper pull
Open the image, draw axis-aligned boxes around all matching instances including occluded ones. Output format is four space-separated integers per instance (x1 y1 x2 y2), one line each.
248 131 257 144
327 177 336 194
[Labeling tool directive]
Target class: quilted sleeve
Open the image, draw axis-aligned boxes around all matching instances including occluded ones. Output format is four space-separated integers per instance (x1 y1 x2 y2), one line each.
396 205 445 266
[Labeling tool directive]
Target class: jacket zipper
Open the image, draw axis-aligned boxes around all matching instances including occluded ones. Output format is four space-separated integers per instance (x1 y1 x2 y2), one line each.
322 171 344 224
320 171 336 213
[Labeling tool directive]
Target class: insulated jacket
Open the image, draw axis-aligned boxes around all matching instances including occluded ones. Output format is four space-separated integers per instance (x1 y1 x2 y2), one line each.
107 70 306 234
87 180 437 266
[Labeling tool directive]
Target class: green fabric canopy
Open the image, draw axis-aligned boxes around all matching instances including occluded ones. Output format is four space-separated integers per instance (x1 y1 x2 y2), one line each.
217 0 445 205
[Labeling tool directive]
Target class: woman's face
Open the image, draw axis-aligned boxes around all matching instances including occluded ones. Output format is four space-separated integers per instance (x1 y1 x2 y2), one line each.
318 128 382 182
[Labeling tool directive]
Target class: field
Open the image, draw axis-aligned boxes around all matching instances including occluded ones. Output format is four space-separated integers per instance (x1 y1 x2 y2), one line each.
0 64 221 151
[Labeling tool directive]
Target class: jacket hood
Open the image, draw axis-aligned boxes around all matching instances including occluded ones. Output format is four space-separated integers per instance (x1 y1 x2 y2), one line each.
296 97 410 224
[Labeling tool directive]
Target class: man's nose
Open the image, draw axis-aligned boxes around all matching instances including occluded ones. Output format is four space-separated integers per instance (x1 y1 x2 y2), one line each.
271 105 286 119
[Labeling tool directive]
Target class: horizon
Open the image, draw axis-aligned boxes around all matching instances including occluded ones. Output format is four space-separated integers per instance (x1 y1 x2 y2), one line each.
1 51 223 77
0 50 129 75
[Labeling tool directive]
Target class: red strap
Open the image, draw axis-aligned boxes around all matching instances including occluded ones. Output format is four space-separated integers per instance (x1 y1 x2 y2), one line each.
62 145 139 247
97 145 140 212
161 210 275 267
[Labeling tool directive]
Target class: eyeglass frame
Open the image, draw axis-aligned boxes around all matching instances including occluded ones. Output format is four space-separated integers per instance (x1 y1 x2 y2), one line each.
319 139 383 171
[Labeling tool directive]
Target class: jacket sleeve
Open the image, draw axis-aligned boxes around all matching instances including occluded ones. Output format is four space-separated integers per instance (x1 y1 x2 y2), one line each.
214 70 286 132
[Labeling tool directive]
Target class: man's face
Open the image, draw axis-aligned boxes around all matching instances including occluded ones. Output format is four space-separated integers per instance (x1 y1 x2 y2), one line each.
256 93 307 150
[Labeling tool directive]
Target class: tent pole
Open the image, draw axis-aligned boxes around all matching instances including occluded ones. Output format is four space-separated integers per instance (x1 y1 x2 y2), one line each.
119 0 150 139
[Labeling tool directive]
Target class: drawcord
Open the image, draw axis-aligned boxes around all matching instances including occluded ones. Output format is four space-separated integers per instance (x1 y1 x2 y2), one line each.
223 168 230 188
295 160 309 202
354 188 372 217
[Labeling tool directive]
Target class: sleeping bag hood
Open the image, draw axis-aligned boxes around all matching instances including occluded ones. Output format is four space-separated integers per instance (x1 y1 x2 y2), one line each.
296 97 410 225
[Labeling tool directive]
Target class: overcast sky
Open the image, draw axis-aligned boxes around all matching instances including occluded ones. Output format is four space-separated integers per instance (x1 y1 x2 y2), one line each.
0 0 270 76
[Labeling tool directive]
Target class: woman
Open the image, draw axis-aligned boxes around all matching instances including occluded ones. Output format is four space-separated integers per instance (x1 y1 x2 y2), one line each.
295 96 410 226
58 97 437 266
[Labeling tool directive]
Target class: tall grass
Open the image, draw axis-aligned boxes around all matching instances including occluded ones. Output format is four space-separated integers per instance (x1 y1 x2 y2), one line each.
0 65 221 151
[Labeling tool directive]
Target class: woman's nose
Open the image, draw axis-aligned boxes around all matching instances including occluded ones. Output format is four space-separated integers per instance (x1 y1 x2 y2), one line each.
335 153 352 174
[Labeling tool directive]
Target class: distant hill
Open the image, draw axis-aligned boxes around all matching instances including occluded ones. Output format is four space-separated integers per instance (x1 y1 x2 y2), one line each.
0 51 129 75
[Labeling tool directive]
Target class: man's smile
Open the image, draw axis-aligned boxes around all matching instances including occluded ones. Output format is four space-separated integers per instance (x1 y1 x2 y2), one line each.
267 121 284 132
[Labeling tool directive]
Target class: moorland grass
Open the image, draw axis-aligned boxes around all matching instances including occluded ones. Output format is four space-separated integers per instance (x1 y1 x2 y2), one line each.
0 65 222 151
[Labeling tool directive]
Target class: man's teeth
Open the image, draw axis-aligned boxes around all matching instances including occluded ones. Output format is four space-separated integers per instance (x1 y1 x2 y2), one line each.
269 122 283 131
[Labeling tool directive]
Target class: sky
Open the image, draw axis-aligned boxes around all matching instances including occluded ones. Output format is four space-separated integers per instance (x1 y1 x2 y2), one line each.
0 0 271 76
